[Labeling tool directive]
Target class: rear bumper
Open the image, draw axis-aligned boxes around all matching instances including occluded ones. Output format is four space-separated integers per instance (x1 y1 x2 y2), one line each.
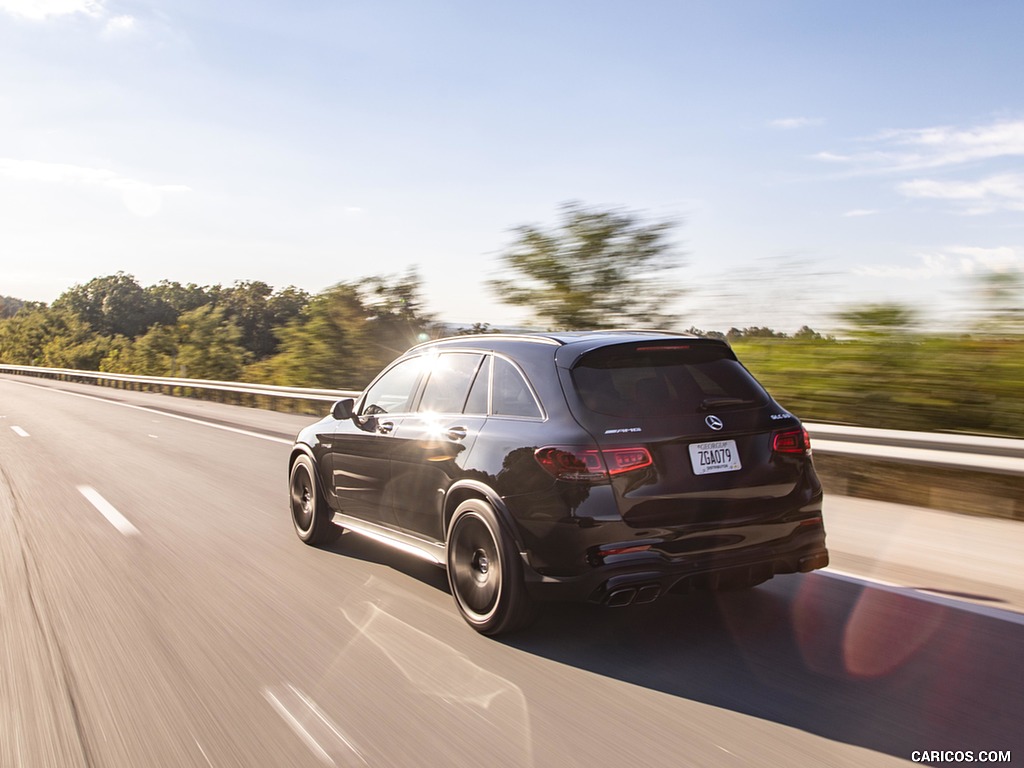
522 526 828 606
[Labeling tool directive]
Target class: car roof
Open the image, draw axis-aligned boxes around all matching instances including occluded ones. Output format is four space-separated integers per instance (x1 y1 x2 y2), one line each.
408 330 727 368
410 329 701 352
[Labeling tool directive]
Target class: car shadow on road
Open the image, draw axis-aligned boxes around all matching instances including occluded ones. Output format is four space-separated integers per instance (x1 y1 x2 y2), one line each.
505 573 1023 762
318 529 451 593
311 532 1022 762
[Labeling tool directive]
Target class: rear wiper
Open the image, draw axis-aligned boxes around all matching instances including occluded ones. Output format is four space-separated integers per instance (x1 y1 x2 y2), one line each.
700 396 756 411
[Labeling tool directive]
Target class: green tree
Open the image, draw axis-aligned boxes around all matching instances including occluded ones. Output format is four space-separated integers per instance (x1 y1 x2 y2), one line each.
98 305 246 379
0 305 52 363
175 306 247 380
456 322 495 335
0 303 110 369
39 312 112 369
144 280 215 318
251 273 430 389
360 270 432 360
488 201 684 329
219 281 309 360
0 295 25 319
726 326 787 341
103 324 179 375
52 272 164 338
837 302 918 337
253 283 376 388
793 325 823 340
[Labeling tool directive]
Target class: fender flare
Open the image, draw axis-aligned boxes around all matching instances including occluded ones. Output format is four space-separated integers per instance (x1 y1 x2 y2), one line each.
443 479 523 550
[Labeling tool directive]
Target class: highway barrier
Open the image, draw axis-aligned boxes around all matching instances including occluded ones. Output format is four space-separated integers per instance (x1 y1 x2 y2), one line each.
2 363 1022 481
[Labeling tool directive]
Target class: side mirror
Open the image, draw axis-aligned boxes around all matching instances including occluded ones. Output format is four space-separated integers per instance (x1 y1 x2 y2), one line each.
331 398 355 420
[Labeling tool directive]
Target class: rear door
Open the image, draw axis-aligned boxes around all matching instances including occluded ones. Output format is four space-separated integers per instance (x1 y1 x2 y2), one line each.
389 352 488 541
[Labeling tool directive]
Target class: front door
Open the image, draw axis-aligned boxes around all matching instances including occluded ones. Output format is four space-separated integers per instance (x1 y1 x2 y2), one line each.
329 355 425 526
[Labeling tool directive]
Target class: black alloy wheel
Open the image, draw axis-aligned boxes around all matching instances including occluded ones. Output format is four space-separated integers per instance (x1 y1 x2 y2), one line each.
446 499 536 636
289 454 339 545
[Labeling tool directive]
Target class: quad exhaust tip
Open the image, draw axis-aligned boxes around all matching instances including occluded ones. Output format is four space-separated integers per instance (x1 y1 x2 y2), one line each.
606 584 661 607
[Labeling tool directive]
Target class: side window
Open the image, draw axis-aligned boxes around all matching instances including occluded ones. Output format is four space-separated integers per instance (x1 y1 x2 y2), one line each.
464 356 490 415
417 353 484 414
492 357 542 418
359 357 424 416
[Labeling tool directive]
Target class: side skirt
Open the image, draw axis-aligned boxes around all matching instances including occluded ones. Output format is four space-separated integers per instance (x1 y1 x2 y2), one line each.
330 512 446 565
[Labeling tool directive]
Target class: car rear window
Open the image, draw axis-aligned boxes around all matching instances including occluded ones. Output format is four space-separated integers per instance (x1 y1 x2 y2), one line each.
571 343 768 418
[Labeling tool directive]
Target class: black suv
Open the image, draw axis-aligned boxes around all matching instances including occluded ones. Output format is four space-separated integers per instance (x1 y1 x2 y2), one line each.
288 331 827 635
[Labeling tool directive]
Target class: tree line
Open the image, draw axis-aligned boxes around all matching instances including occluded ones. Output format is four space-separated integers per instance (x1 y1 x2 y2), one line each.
0 271 432 390
2 202 1022 436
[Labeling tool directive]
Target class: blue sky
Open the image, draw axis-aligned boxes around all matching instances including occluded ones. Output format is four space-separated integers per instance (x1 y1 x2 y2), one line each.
1 0 1022 333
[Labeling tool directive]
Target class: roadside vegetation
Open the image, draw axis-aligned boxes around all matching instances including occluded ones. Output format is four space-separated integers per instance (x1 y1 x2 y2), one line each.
2 204 1022 438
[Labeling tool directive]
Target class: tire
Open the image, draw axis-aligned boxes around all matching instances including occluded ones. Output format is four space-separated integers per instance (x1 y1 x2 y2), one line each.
446 499 536 636
289 454 340 546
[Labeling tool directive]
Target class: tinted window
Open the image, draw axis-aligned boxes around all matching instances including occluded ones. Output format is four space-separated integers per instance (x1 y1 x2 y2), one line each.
418 353 484 414
572 343 767 417
360 357 423 415
492 357 542 418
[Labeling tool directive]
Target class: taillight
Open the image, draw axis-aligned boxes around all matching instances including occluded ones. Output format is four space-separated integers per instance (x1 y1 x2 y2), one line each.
534 447 606 482
602 447 654 474
534 446 653 482
772 428 811 455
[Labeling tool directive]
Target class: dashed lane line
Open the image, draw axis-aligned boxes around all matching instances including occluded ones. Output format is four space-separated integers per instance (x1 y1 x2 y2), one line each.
11 425 30 437
77 485 140 537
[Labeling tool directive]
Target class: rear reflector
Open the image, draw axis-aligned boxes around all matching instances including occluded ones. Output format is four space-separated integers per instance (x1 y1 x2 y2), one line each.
599 543 653 557
534 445 653 482
772 428 811 455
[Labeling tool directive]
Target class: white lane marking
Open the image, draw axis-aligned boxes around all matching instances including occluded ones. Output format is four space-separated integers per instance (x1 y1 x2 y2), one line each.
77 485 140 537
11 425 30 437
4 378 291 445
148 434 159 439
821 568 1024 625
264 689 334 765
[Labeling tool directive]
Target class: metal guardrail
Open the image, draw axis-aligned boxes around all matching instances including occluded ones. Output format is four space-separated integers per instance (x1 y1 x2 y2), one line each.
805 423 1024 476
2 363 1023 476
0 363 360 403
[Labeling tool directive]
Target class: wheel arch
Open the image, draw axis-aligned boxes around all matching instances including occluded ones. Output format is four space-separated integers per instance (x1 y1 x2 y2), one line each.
443 480 523 549
289 443 315 473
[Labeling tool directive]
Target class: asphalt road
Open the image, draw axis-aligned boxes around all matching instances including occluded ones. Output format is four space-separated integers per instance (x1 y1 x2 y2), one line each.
2 375 1021 768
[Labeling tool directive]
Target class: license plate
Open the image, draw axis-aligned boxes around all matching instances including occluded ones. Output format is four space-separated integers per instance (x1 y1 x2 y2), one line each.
689 440 741 475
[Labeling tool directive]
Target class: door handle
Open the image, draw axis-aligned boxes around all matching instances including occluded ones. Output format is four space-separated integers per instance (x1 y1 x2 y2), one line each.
446 426 468 441
377 420 395 435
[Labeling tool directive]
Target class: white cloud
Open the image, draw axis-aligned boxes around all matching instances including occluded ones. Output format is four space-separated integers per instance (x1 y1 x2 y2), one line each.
853 246 1022 279
842 209 879 217
0 157 190 217
898 174 1024 214
770 117 824 130
0 0 103 20
945 245 1023 274
816 118 1024 173
102 14 136 37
